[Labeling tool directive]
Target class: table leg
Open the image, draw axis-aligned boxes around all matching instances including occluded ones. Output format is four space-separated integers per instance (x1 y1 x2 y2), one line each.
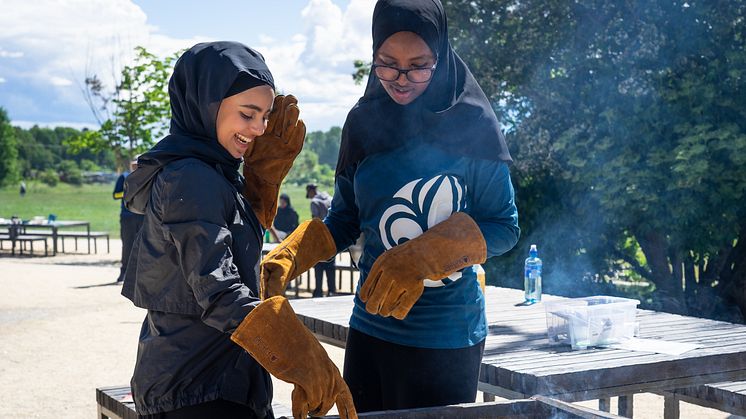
599 397 611 412
52 226 58 256
618 394 633 417
663 392 680 419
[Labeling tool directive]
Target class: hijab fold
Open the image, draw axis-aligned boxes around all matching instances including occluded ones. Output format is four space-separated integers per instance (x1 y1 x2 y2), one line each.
125 41 275 214
336 0 511 175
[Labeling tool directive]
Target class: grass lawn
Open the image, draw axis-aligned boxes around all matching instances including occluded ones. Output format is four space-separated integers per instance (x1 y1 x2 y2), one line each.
0 181 322 239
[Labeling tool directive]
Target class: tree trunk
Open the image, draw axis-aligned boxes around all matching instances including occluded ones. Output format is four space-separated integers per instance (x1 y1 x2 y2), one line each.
636 229 686 313
684 253 697 300
720 222 746 321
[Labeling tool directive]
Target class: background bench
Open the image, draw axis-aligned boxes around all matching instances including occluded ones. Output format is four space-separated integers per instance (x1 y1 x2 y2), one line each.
0 234 49 256
57 231 110 254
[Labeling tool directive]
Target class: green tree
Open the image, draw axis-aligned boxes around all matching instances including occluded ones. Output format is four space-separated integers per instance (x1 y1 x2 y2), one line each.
352 60 371 85
306 126 342 167
70 46 179 171
445 0 746 320
284 148 334 189
0 107 20 187
38 168 59 187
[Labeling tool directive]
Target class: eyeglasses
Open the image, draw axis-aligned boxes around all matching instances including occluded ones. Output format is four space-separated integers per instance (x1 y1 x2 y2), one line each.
372 63 437 83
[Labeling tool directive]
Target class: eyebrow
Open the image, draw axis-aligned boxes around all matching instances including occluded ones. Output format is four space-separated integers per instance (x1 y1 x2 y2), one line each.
239 104 268 113
378 52 435 62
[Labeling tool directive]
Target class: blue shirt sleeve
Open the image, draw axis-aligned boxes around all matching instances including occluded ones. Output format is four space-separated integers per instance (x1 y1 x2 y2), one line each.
468 160 520 258
324 165 362 253
113 173 126 200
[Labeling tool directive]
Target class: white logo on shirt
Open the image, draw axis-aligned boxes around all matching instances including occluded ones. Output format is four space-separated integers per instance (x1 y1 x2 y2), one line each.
378 175 467 287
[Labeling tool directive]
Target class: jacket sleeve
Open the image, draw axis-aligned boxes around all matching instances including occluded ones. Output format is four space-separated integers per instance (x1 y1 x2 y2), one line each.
324 165 361 253
113 174 125 200
469 160 520 258
155 162 260 333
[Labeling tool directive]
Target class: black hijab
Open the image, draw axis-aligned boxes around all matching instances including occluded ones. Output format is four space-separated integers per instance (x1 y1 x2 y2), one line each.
336 0 511 175
125 41 275 213
273 193 299 233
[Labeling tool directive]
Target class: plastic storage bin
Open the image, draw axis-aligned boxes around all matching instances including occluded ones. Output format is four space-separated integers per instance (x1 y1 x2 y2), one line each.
544 296 640 350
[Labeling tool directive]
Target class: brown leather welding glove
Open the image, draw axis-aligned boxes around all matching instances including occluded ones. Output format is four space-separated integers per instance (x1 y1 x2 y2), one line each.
261 218 336 299
231 296 357 419
243 94 306 229
360 212 487 320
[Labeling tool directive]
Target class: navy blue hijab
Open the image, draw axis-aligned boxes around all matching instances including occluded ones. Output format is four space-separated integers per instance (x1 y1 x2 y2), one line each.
125 41 275 212
336 0 511 175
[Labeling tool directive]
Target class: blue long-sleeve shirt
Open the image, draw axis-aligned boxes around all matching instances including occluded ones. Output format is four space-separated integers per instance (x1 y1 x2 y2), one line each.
325 139 519 349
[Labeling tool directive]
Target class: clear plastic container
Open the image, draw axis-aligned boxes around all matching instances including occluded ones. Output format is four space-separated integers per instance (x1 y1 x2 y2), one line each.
544 296 640 350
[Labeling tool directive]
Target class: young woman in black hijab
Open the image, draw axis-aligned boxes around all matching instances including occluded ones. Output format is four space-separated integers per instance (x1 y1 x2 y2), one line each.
122 41 356 419
261 0 519 412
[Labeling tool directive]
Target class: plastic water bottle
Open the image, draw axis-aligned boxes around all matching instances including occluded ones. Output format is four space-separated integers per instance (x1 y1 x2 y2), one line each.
524 244 542 303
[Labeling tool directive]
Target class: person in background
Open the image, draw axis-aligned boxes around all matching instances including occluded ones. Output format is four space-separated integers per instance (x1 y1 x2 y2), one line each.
262 0 519 413
306 183 336 297
113 158 144 284
19 181 26 197
271 193 299 241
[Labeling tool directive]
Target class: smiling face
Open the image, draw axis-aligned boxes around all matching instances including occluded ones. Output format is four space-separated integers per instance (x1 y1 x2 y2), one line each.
215 84 275 158
375 31 436 105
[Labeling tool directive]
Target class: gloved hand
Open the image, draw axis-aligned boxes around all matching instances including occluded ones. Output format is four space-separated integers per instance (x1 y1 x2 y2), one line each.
360 212 487 320
231 296 357 419
243 94 306 229
261 218 336 299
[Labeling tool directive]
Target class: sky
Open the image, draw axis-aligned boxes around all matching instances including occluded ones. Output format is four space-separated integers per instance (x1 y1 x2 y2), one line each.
0 0 376 132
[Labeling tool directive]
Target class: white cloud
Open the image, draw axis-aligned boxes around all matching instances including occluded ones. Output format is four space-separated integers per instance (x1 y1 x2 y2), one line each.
0 0 376 131
0 48 24 58
0 77 6 83
11 120 98 131
258 0 375 131
50 76 73 87
0 0 204 120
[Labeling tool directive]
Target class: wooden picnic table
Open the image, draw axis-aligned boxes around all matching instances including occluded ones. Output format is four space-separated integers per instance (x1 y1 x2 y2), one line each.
289 286 746 418
0 220 91 256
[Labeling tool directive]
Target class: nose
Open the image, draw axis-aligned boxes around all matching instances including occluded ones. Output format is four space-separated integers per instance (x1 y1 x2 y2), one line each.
249 118 267 137
395 72 409 86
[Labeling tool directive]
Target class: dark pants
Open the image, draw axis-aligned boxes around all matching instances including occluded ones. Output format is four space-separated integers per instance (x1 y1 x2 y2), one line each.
117 213 144 282
139 399 271 419
343 328 484 413
312 259 336 297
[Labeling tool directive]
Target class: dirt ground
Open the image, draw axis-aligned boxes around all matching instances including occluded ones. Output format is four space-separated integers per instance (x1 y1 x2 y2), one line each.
0 240 740 418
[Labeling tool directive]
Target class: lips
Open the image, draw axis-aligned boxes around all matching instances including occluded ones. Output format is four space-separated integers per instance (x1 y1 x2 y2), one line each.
235 133 252 145
388 84 413 102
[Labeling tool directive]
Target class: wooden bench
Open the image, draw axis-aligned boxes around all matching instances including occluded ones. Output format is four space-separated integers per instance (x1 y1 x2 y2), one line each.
97 386 621 418
0 234 49 256
58 231 110 254
96 386 293 419
663 381 746 418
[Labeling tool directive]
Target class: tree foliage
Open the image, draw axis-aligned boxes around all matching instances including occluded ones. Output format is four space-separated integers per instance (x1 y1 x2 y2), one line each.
445 0 746 321
284 126 341 188
70 46 179 171
0 107 20 187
